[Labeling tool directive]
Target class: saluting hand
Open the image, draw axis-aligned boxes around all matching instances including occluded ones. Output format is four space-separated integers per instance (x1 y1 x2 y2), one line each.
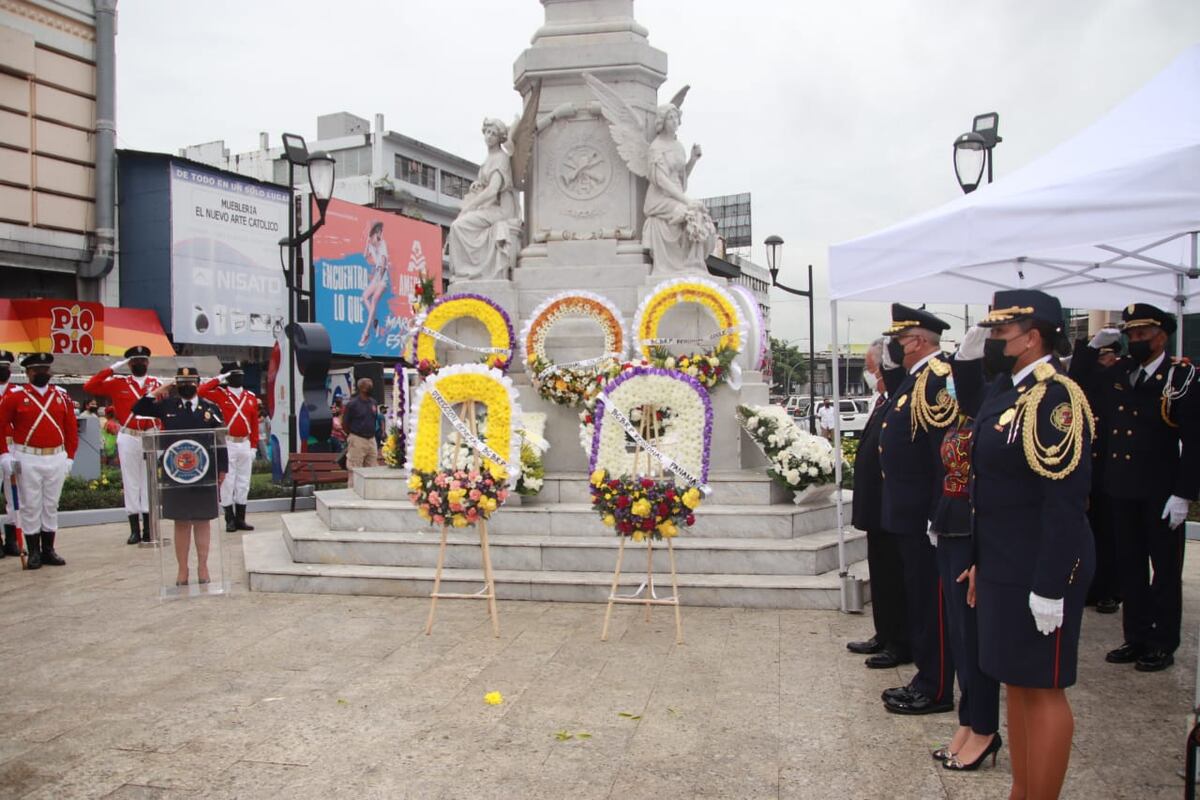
152 383 173 400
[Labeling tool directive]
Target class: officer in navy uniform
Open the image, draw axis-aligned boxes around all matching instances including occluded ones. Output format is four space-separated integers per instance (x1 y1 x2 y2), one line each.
1069 303 1197 672
846 339 911 668
877 304 958 715
966 289 1095 799
132 366 226 586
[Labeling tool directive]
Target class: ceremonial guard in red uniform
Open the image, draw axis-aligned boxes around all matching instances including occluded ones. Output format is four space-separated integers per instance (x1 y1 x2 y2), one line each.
0 351 20 558
0 353 78 569
199 362 258 533
84 346 163 544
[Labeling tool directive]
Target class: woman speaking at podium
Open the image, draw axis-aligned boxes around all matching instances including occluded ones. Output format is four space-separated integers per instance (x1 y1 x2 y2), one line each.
133 367 226 587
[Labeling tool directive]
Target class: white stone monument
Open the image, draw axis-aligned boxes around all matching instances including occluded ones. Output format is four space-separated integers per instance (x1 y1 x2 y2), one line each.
445 0 768 473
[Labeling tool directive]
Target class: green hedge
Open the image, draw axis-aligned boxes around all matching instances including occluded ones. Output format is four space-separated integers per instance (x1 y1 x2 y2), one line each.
56 465 307 511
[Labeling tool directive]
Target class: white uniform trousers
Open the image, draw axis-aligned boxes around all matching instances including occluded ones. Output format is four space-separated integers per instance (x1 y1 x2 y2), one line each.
14 450 68 533
0 454 14 525
117 431 150 514
220 439 253 506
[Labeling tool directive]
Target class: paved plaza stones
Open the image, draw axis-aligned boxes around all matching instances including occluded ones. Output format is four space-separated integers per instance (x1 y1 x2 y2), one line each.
0 514 1194 798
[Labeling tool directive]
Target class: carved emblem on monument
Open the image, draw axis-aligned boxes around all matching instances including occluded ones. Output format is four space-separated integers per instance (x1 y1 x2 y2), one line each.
557 144 611 200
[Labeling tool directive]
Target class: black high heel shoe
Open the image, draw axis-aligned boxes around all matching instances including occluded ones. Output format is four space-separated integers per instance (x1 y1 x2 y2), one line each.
943 733 1002 771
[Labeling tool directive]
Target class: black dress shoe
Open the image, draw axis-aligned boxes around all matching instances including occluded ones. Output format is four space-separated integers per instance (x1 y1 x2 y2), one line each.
884 690 954 715
1106 642 1144 664
881 684 915 703
1134 649 1174 672
846 636 883 655
866 650 912 669
1094 598 1120 614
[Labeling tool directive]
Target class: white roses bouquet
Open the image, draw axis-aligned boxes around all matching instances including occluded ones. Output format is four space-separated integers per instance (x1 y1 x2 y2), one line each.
737 404 838 492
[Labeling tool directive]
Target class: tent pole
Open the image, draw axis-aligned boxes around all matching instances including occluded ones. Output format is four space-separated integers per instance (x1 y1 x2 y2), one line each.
829 299 851 612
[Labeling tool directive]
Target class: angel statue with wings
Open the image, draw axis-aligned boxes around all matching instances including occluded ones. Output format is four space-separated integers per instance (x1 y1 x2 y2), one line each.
447 83 541 281
584 73 717 275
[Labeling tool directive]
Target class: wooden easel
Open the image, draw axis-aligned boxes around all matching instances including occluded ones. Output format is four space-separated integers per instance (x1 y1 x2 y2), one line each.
424 397 501 638
600 403 684 644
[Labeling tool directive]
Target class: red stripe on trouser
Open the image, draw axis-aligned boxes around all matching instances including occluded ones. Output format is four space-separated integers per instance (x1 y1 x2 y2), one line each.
1053 627 1062 688
936 580 946 701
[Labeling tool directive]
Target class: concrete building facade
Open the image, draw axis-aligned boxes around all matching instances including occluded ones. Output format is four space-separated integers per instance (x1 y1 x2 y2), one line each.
180 112 479 247
0 0 116 302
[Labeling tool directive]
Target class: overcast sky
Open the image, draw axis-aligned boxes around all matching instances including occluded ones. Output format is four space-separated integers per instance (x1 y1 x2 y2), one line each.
114 0 1200 349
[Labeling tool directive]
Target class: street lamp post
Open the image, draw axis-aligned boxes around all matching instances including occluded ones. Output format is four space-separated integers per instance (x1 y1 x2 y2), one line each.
764 235 817 433
953 112 1002 194
279 133 337 454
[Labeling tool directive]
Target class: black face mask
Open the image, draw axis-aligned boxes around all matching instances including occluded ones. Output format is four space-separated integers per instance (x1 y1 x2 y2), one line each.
983 338 1017 376
177 384 198 400
0 367 10 383
227 375 244 388
30 372 51 388
130 362 148 378
886 338 906 367
1127 339 1154 365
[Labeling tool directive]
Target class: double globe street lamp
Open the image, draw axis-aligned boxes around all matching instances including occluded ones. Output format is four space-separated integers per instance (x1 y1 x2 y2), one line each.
278 133 337 453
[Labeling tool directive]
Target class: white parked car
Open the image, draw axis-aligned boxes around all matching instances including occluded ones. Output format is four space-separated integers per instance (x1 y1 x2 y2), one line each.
837 398 872 438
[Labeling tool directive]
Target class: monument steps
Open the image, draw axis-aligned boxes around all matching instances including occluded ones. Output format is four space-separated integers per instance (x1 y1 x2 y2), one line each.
244 528 868 610
280 511 865 576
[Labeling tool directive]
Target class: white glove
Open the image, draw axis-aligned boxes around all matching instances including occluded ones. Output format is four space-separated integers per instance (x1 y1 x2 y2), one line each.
1028 592 1064 635
927 529 938 548
1088 328 1121 350
1162 495 1190 530
0 452 10 472
110 358 129 372
65 458 74 472
955 325 988 361
218 372 231 383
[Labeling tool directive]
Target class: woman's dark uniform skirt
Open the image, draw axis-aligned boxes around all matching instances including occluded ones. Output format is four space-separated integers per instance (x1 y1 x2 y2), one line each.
978 538 1094 689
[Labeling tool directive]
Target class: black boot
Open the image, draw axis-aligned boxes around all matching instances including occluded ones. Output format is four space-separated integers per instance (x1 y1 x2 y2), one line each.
223 506 237 533
2 524 17 556
40 530 65 566
142 513 152 543
127 514 141 545
24 532 41 569
234 504 254 531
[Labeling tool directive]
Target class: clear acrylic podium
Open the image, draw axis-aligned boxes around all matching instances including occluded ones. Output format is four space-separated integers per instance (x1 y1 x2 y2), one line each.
143 427 229 599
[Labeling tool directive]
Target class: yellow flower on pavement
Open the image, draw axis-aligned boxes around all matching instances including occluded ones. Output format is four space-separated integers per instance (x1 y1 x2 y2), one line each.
484 691 504 705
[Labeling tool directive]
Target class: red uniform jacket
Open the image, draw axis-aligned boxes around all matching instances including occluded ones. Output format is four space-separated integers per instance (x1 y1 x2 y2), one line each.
0 385 79 457
198 380 259 446
83 369 163 432
0 382 17 445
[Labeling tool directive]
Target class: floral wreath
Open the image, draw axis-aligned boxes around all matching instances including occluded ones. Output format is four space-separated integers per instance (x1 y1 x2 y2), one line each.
729 283 768 372
409 293 514 377
587 367 713 540
632 278 745 389
405 364 522 528
520 291 627 407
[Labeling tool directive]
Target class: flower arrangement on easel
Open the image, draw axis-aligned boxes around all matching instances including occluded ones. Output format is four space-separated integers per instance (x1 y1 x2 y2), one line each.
589 367 714 645
406 364 522 638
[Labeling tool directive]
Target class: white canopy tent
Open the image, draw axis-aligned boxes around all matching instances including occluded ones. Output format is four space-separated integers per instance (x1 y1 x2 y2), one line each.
821 44 1200 610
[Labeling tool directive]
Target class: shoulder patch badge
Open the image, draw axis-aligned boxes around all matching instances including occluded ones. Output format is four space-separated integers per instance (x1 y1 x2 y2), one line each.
929 359 950 377
936 388 951 407
1050 402 1073 433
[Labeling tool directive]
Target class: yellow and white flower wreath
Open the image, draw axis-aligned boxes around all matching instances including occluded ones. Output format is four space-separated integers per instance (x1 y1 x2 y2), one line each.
632 278 745 388
406 363 524 483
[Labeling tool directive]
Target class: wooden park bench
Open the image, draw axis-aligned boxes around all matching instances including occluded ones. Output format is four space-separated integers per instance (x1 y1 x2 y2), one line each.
287 452 349 512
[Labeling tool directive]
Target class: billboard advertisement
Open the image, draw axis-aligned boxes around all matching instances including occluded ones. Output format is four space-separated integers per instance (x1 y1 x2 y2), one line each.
169 162 291 347
312 198 442 356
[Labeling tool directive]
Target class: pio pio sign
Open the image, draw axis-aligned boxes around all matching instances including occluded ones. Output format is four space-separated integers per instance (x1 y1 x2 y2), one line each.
9 300 105 355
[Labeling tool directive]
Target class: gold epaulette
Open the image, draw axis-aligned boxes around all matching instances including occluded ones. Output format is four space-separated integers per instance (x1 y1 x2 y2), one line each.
1011 372 1095 480
1162 357 1195 427
910 358 958 437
